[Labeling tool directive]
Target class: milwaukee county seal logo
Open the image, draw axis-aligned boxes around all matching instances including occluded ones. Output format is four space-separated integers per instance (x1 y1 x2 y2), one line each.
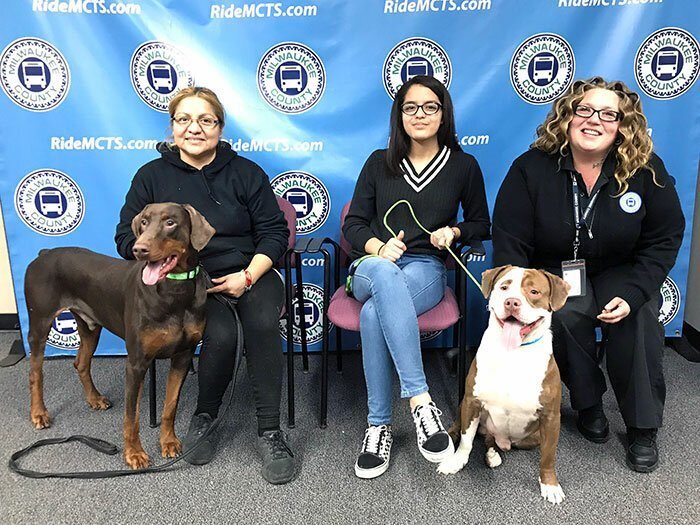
257 42 326 114
420 330 442 342
279 284 329 345
0 38 70 111
270 171 330 235
383 37 451 99
130 41 194 112
635 27 699 100
658 277 681 326
47 311 80 351
510 33 575 105
14 169 85 236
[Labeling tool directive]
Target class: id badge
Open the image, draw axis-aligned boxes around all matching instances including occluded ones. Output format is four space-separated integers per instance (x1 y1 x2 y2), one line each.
561 259 586 297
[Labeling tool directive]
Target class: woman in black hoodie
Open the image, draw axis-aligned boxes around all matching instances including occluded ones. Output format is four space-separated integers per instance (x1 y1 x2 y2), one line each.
115 87 296 484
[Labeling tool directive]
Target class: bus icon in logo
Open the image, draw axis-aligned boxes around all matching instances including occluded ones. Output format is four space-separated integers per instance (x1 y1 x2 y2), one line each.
54 311 77 333
406 59 429 81
38 190 63 216
656 49 680 78
533 55 555 84
293 301 315 327
21 60 47 90
286 190 309 217
150 63 174 92
280 64 303 93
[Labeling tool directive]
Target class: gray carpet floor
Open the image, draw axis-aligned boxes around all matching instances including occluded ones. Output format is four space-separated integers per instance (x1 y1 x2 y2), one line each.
0 329 698 525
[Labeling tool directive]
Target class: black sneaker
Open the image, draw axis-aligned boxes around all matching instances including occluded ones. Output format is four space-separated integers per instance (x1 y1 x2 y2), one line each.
576 402 610 443
257 430 298 484
626 427 659 473
411 402 454 463
182 412 217 465
355 425 393 479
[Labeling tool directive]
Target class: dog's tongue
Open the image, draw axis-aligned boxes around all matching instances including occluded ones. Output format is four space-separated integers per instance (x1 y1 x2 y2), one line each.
501 318 523 349
142 261 161 286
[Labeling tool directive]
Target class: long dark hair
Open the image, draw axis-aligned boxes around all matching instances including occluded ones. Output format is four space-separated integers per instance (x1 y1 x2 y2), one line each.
386 75 460 176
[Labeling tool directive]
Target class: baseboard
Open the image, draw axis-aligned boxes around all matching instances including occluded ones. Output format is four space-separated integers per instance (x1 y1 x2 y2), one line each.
0 314 19 330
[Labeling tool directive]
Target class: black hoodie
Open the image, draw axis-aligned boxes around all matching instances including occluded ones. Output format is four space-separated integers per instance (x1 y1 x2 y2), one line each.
115 141 289 277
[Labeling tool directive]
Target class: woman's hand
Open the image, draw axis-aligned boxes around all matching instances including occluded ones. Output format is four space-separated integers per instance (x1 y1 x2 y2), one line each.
207 272 247 298
379 230 406 262
597 297 631 324
430 226 456 250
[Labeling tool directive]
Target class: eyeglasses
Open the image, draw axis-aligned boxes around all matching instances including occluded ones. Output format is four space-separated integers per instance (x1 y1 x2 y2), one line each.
400 102 442 116
171 115 220 129
574 105 621 122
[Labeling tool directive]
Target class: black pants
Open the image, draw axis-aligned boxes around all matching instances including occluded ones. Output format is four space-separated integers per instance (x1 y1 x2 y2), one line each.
195 270 285 434
551 278 666 429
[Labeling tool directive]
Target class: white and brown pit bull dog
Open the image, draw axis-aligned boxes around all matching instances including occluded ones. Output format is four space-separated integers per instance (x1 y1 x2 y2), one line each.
437 265 570 504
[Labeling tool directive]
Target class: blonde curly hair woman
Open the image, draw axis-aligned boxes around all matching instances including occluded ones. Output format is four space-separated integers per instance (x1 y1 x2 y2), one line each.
492 76 684 473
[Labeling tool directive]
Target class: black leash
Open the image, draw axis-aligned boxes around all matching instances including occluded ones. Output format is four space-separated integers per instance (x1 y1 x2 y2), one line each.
9 282 244 479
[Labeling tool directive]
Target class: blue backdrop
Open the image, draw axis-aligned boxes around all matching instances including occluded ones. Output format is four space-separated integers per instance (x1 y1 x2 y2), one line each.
1 0 698 356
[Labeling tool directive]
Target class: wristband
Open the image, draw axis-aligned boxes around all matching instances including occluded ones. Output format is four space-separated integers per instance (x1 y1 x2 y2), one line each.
377 243 386 256
242 269 253 292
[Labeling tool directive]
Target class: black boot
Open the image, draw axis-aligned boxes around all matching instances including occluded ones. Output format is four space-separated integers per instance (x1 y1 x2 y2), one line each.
626 427 659 473
576 402 610 443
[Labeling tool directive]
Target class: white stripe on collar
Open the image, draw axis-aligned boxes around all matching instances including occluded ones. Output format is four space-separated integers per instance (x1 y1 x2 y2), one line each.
400 146 451 193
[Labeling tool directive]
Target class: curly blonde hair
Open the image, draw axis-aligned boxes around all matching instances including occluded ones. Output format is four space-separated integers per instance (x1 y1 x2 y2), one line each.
532 77 657 195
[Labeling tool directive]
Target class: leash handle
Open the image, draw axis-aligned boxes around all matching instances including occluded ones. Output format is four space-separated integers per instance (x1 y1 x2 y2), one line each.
382 200 483 292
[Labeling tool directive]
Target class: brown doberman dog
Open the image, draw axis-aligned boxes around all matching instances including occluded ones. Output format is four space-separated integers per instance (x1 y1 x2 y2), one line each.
24 202 215 469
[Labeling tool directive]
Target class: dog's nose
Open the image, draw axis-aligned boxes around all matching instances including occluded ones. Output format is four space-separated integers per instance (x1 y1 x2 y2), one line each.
132 243 150 259
504 297 521 312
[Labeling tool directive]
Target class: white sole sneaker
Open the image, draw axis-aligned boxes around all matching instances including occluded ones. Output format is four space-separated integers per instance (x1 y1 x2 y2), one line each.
419 435 455 463
355 460 390 479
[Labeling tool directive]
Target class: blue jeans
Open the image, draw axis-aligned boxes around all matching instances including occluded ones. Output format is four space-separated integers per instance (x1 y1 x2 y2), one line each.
352 253 446 425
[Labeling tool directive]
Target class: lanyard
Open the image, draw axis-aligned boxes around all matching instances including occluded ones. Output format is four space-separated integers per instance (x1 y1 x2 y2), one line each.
570 173 600 259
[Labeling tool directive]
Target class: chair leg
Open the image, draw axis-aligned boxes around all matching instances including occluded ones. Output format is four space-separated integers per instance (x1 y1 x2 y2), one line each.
149 360 157 428
286 254 296 429
295 262 309 372
457 265 468 404
320 249 330 428
335 326 343 373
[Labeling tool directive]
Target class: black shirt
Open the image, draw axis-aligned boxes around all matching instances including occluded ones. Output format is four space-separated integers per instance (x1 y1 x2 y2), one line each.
492 147 684 312
115 142 289 277
343 147 491 261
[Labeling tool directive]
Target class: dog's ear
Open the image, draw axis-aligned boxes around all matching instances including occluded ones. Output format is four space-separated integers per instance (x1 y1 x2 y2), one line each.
131 205 149 237
541 270 570 312
183 204 216 251
481 265 513 299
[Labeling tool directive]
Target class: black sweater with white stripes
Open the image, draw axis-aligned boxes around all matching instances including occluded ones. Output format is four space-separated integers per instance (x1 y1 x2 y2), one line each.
343 148 491 261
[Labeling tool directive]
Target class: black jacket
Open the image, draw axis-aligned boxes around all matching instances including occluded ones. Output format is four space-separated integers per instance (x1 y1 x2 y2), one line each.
492 147 684 312
115 141 289 277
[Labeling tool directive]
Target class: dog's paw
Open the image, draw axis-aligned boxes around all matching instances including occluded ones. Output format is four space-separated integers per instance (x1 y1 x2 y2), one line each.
539 481 565 505
125 448 151 470
31 411 51 429
485 447 502 468
437 453 468 475
161 438 182 459
87 395 112 410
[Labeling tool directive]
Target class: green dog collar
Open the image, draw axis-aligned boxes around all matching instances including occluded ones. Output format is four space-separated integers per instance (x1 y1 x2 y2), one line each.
166 266 200 280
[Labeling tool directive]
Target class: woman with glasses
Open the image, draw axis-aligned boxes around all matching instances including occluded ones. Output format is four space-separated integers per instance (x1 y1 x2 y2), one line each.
343 75 491 478
492 77 684 472
114 87 297 484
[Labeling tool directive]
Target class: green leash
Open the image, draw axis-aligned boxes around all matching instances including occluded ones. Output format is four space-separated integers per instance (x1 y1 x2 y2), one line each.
383 199 482 292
